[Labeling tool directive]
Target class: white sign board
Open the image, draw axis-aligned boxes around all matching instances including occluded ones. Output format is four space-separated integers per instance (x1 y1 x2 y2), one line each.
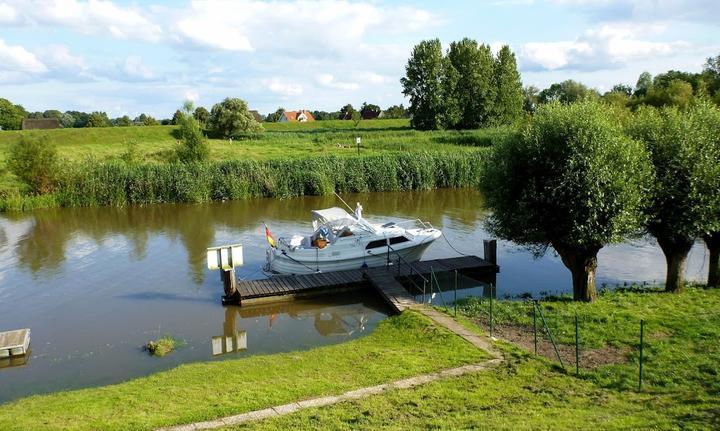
207 244 243 270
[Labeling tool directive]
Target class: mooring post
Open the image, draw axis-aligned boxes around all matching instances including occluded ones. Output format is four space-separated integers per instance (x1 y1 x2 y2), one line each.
639 319 644 391
207 244 243 306
483 239 497 265
220 268 240 305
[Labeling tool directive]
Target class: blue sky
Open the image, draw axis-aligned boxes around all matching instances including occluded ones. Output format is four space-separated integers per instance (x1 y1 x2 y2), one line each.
1 0 718 118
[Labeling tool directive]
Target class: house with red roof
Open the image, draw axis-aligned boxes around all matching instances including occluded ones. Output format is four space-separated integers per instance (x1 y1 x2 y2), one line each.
279 110 315 122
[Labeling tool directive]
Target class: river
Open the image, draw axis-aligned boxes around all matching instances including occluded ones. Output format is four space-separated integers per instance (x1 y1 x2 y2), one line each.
0 188 709 403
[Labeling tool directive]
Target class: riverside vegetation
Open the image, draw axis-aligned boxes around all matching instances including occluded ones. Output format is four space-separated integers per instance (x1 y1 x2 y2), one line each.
0 119 509 211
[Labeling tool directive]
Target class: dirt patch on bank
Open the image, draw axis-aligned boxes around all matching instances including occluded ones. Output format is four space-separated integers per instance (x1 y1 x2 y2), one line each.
473 320 629 369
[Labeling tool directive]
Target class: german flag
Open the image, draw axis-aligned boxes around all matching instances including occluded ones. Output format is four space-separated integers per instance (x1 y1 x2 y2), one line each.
264 223 276 248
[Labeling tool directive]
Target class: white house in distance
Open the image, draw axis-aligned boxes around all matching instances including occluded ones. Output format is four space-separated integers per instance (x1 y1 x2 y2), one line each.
279 110 315 122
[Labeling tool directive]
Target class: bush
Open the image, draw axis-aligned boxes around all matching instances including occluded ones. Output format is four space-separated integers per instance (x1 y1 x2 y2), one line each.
209 97 263 138
175 102 210 163
7 135 59 194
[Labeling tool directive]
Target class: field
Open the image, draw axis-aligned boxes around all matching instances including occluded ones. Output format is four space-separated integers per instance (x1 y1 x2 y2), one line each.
0 119 510 207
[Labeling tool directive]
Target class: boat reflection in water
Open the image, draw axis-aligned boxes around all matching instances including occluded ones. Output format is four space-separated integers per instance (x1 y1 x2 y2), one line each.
212 292 382 356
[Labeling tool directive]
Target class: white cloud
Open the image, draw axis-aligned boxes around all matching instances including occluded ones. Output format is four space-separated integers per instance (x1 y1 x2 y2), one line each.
0 2 16 23
36 44 87 73
316 73 359 90
184 89 199 102
265 77 303 97
0 38 47 73
550 0 720 24
6 0 162 42
120 56 155 81
167 0 435 56
520 24 685 71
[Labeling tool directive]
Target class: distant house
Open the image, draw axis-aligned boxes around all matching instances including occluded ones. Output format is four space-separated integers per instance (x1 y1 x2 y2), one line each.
22 118 60 130
249 110 263 122
280 110 315 122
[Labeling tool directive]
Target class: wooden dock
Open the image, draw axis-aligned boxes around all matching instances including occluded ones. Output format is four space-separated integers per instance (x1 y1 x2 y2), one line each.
236 255 498 311
0 328 30 359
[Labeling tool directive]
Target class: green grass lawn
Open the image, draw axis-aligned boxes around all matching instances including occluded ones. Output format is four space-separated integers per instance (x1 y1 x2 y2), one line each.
226 287 720 430
0 119 509 194
0 311 487 430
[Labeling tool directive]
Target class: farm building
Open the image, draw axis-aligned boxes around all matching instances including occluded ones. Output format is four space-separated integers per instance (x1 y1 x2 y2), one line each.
280 110 315 122
22 118 61 130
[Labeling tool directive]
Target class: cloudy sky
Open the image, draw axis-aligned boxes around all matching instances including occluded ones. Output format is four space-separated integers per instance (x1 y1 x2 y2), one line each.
0 0 718 118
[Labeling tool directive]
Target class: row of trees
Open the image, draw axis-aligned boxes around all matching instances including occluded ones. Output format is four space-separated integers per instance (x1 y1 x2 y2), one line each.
263 103 410 123
523 53 720 113
401 38 523 130
481 100 720 301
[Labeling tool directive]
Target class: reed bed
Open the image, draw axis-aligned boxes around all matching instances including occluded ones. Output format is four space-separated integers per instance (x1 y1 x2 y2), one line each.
46 150 486 208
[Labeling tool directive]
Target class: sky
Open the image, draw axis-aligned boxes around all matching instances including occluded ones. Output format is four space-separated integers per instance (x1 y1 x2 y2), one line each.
0 0 718 118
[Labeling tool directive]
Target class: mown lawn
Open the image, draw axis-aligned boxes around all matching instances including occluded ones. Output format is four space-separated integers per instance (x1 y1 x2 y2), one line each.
0 311 487 430
228 287 719 430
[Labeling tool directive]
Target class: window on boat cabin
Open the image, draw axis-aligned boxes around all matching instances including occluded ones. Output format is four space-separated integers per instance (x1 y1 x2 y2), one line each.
365 239 387 250
389 236 410 245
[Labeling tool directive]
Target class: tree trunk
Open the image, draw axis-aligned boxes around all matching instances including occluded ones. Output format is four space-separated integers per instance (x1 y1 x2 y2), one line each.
554 245 600 302
704 232 720 287
656 237 693 293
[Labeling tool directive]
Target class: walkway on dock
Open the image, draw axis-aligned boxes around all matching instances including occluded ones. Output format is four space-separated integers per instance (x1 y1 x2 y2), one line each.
237 255 497 304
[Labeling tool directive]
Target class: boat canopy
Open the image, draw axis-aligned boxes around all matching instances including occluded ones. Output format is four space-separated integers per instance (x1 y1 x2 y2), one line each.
311 207 354 225
311 207 376 233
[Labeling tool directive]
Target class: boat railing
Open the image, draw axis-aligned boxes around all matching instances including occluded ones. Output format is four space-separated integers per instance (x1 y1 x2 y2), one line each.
389 219 435 231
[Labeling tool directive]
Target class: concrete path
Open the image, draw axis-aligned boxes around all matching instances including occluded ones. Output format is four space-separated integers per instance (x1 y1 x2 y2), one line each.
157 307 501 431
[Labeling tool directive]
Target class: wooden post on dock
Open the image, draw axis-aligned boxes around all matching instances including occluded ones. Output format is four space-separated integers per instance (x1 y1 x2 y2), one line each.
483 239 497 265
207 244 244 306
220 268 241 305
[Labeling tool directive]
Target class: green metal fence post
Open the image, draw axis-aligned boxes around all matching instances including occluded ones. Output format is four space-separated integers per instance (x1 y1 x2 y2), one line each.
639 319 644 391
575 313 580 377
454 270 458 317
489 285 494 338
533 300 538 355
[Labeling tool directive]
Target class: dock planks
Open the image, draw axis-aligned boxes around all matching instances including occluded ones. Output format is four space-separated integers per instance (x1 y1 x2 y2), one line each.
236 255 496 309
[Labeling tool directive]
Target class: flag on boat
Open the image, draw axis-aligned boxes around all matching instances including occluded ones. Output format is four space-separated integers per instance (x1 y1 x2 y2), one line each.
264 223 276 248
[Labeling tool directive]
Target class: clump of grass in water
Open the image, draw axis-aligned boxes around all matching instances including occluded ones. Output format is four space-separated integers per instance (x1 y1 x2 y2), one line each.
144 335 183 357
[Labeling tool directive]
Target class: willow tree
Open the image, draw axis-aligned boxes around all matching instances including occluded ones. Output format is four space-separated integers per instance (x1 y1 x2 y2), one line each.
480 101 652 301
628 102 720 292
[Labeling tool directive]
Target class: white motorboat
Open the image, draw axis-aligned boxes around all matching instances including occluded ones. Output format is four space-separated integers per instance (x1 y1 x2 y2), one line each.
264 203 441 275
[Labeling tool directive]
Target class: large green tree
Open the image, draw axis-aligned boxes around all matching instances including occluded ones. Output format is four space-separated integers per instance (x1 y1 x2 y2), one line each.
445 38 495 129
209 98 263 137
401 39 444 130
538 80 598 104
86 111 110 127
0 98 27 130
627 103 720 292
493 45 523 125
480 101 652 301
698 102 720 287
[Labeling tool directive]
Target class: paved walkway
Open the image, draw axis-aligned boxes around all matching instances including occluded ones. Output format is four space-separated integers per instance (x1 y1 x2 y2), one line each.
158 307 501 431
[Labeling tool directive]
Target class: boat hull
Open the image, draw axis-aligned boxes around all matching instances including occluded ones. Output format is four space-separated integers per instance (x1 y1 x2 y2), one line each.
267 240 436 275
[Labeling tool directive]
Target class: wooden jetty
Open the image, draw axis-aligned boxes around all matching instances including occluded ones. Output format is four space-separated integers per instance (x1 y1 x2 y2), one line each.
0 329 30 359
236 254 498 312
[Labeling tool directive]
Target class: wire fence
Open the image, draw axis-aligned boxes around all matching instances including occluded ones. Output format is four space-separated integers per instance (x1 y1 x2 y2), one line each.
463 296 720 392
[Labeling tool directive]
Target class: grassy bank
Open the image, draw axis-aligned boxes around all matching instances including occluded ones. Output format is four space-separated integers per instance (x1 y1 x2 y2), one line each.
0 312 487 430
1 150 488 211
0 119 511 211
224 287 720 430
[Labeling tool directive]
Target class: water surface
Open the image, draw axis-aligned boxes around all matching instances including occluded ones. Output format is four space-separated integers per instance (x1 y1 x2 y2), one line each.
0 188 709 402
